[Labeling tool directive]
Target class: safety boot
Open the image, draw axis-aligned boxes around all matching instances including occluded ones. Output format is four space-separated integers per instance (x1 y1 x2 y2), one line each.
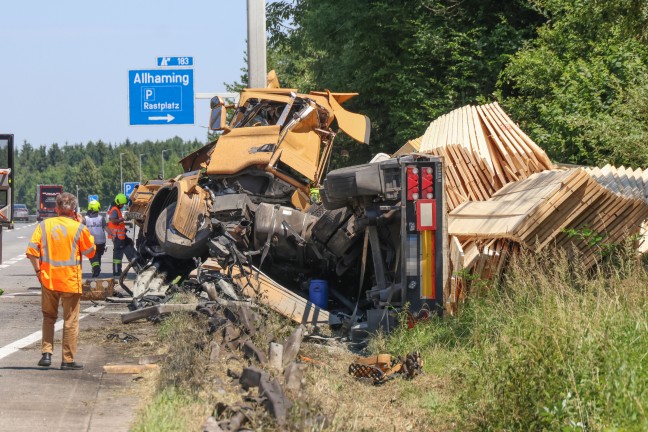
112 262 122 278
37 353 52 367
61 362 84 370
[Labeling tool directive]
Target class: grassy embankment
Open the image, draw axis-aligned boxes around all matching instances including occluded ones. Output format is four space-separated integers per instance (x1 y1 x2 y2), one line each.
379 248 648 431
132 248 647 431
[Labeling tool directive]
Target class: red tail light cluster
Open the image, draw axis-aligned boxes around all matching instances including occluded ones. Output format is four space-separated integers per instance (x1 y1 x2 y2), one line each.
421 167 434 199
406 166 419 201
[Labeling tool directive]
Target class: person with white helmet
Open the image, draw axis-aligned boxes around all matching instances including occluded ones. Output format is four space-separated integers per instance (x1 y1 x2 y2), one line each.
83 200 108 278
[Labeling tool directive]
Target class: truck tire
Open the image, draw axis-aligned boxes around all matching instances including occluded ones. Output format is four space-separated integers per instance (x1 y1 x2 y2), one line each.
155 202 211 259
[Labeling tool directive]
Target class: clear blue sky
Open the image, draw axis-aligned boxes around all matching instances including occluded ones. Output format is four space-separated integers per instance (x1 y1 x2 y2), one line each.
0 1 248 149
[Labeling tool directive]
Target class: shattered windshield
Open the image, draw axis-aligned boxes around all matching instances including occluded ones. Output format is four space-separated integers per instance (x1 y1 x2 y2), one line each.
232 100 287 128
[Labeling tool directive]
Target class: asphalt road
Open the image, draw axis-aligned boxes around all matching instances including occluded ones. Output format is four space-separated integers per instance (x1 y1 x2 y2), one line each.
0 222 141 432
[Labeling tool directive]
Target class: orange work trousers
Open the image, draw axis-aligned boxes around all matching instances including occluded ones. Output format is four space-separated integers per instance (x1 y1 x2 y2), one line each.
41 288 81 363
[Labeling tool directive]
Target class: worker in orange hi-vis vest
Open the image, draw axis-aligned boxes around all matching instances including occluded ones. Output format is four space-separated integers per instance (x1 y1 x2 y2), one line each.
26 192 96 371
107 193 136 278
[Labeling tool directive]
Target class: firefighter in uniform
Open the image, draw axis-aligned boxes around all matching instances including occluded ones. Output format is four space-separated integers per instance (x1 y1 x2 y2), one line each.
108 193 136 278
26 192 96 370
83 200 108 278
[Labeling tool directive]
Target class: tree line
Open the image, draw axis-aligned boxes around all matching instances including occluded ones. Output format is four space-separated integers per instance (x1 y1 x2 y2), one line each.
266 0 648 168
15 137 203 213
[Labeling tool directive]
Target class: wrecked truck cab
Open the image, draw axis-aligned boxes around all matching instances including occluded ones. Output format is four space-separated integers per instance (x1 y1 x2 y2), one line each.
127 84 444 331
127 86 373 299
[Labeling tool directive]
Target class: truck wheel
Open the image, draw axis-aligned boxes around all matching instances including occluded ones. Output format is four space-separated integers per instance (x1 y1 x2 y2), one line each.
154 201 211 259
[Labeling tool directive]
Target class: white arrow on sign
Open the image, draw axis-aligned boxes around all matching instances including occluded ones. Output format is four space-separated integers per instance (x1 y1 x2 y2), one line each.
148 114 175 122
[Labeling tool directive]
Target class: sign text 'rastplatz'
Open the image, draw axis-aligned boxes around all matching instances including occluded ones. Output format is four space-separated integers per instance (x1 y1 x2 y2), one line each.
128 69 194 125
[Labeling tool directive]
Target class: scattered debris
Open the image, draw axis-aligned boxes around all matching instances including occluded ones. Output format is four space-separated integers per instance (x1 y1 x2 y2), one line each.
348 352 423 385
106 332 139 343
103 364 158 374
120 303 197 324
81 278 114 301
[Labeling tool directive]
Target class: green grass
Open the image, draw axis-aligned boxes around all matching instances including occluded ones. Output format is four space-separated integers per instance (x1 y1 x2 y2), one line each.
133 311 214 432
384 248 648 431
131 387 209 432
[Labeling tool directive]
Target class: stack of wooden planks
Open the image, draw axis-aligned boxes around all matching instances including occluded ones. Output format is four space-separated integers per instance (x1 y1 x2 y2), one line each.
584 164 648 200
397 102 648 302
449 168 648 275
585 164 648 253
397 102 553 210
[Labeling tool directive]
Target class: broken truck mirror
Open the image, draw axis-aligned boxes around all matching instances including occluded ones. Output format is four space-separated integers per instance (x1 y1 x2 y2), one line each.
209 96 227 131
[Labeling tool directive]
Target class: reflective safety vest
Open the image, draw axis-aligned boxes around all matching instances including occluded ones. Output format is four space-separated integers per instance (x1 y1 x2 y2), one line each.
107 205 126 240
26 216 96 293
84 213 107 244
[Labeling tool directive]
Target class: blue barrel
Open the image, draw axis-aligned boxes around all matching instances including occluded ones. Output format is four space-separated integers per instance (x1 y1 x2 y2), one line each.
309 279 329 309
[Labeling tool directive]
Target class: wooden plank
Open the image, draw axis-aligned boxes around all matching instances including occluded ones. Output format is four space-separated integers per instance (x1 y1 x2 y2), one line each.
230 265 338 326
476 105 517 172
515 171 590 241
567 199 647 267
449 144 486 201
444 152 470 204
464 146 495 198
641 168 648 200
503 165 521 182
483 104 529 176
466 107 497 188
491 102 553 170
556 192 640 252
421 116 437 152
535 180 607 249
457 105 465 146
474 106 507 186
614 166 630 197
627 167 641 198
600 199 648 240
488 103 542 173
554 190 617 249
103 364 158 374
598 165 619 194
450 106 459 145
479 104 512 176
633 167 644 200
471 106 491 162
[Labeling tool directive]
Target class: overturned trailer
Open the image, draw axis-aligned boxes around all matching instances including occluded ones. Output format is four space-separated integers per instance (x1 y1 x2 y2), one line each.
126 84 445 328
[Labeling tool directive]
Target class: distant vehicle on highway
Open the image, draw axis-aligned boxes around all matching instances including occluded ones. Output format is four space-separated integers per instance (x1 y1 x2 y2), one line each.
13 203 28 221
36 184 63 221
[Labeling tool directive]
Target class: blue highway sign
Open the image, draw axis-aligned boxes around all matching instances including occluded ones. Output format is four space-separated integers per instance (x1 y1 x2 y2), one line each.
157 56 193 67
123 182 140 199
128 69 194 125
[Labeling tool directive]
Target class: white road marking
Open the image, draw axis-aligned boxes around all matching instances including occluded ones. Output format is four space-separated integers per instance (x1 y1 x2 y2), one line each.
0 305 105 360
0 254 28 271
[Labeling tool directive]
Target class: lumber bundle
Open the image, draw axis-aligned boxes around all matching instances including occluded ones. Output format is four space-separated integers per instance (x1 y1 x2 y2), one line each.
449 168 648 274
584 164 648 200
402 102 553 210
585 164 648 253
396 103 648 296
